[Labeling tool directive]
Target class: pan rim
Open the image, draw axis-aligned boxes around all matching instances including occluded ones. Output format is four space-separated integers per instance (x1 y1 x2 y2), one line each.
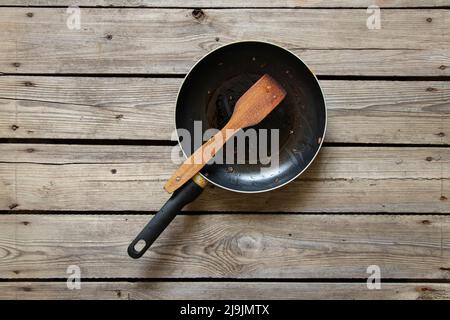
174 40 327 194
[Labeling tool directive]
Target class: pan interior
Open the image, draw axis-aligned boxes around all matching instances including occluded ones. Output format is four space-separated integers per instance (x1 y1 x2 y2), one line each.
176 42 326 192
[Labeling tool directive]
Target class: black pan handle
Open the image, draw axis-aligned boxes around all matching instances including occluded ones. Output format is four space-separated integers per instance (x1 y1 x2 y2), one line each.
128 177 205 259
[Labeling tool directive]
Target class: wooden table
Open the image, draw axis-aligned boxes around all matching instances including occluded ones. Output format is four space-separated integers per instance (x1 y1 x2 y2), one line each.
0 1 449 300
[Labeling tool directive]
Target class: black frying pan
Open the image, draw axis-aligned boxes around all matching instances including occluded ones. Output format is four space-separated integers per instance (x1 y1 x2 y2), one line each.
128 41 327 259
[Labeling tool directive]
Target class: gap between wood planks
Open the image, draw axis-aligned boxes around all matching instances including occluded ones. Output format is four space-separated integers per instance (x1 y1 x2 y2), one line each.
2 210 450 216
1 140 449 148
1 278 450 283
0 138 178 146
1 5 450 9
3 73 450 80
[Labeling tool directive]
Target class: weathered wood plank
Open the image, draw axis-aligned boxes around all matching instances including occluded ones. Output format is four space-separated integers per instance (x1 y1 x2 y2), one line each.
0 144 448 212
1 8 449 75
0 214 449 279
2 0 450 8
0 76 179 141
0 282 449 300
1 76 449 144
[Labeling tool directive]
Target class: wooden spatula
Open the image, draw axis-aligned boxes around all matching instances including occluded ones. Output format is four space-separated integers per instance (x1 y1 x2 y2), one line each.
164 74 287 193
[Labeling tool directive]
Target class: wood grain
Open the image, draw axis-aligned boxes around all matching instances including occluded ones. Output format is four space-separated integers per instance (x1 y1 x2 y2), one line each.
0 214 449 279
0 144 448 212
2 0 449 8
0 282 449 300
1 8 450 75
1 76 449 144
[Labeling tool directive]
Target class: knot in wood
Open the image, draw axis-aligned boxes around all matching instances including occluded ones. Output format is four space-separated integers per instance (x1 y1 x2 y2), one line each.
232 231 263 257
192 9 205 21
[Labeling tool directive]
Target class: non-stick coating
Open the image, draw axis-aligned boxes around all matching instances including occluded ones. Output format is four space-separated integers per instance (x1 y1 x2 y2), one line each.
176 41 326 192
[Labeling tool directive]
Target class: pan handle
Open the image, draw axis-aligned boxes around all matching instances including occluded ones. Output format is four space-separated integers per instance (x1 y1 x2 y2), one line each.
127 175 206 259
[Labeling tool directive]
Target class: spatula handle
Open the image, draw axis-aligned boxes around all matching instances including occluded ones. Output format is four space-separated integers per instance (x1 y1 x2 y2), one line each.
164 126 238 193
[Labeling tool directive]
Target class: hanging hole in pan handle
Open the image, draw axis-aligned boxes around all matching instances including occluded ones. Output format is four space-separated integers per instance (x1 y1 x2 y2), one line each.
128 239 148 259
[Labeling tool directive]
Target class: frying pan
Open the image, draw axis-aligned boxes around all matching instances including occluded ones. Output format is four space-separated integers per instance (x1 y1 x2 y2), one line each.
128 41 327 259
